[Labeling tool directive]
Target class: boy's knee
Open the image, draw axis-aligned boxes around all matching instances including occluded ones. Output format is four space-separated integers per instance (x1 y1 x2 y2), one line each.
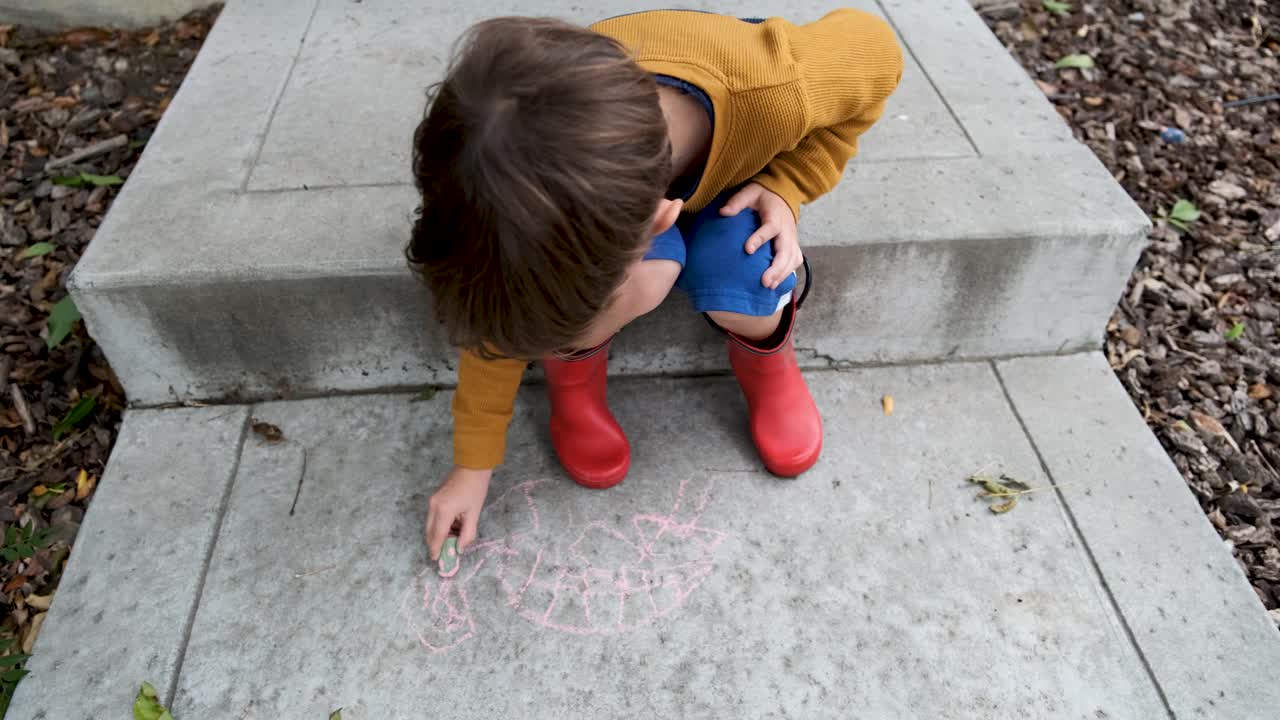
707 308 784 342
622 259 681 318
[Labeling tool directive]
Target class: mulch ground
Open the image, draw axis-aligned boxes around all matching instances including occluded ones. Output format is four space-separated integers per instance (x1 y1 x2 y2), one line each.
976 0 1280 627
0 7 219 710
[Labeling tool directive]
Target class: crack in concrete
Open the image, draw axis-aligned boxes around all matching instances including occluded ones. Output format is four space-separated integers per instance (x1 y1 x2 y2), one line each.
288 445 308 517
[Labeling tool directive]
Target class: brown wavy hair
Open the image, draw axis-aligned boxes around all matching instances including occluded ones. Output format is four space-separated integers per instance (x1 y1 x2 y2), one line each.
407 17 671 359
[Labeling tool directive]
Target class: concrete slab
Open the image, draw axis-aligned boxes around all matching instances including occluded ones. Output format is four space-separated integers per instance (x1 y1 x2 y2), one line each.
14 358 1278 719
171 365 1168 718
6 406 248 720
245 0 973 192
996 354 1280 720
69 0 1150 404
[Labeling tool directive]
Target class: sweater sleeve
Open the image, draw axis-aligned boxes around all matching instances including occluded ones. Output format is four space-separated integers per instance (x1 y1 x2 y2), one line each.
452 348 527 469
752 9 904 218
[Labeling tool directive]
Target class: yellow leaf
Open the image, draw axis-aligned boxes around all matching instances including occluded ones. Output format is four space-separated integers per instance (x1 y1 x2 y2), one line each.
75 469 96 501
32 485 48 497
881 395 894 416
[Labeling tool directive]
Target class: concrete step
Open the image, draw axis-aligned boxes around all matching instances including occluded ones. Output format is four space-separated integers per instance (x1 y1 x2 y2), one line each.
70 0 1149 405
9 355 1278 719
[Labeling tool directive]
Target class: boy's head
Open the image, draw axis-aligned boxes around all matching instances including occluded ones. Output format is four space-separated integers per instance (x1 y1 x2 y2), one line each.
408 17 675 359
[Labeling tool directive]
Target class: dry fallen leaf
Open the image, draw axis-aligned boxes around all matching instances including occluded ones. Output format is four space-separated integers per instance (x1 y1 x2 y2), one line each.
251 420 285 443
22 611 46 653
1248 384 1272 400
969 473 1037 514
1208 508 1227 530
991 498 1018 514
1112 348 1144 370
1190 410 1240 451
881 394 894 416
26 593 53 610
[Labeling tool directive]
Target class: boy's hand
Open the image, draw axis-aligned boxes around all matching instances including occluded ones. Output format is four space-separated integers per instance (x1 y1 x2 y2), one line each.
425 466 492 561
720 183 802 290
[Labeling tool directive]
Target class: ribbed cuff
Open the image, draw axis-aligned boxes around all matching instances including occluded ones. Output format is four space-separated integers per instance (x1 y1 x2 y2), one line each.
453 430 505 470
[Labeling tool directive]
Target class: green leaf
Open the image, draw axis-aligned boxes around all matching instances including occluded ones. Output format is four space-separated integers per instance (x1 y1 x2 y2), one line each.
1054 53 1095 69
80 173 123 187
1167 217 1188 231
52 175 85 187
1042 0 1072 14
1225 322 1245 341
52 394 96 440
0 667 27 683
19 242 56 259
45 296 82 350
0 654 30 668
1169 199 1200 223
1 548 17 563
330 709 343 720
30 526 57 549
134 681 174 720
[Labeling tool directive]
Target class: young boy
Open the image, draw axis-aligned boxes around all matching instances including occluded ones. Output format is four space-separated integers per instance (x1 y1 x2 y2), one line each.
409 10 903 560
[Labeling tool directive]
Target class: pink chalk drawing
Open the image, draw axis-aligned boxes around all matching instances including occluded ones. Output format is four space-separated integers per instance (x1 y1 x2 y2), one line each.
402 476 727 653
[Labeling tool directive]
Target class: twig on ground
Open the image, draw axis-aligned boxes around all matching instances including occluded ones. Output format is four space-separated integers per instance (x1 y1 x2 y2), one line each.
18 432 83 474
45 133 127 170
1223 93 1280 108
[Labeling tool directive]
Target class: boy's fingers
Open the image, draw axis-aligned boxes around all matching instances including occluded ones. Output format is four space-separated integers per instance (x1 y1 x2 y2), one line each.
458 511 479 553
426 508 451 560
745 225 775 254
720 185 759 216
764 248 801 289
764 256 785 288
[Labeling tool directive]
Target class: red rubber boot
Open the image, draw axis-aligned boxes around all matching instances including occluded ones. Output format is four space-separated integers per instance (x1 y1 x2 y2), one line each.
542 342 630 489
725 300 823 477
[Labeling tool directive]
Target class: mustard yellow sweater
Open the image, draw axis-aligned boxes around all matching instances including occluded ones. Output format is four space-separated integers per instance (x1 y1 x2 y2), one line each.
452 8 903 469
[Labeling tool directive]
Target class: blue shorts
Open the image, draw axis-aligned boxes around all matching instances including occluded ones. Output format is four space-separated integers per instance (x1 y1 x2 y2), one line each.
643 189 797 317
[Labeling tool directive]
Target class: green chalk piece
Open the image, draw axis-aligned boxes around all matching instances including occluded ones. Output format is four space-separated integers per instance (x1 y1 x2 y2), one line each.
438 536 460 577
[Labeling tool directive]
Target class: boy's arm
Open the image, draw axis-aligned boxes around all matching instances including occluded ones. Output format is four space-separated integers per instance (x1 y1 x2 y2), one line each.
752 9 904 219
452 349 527 469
